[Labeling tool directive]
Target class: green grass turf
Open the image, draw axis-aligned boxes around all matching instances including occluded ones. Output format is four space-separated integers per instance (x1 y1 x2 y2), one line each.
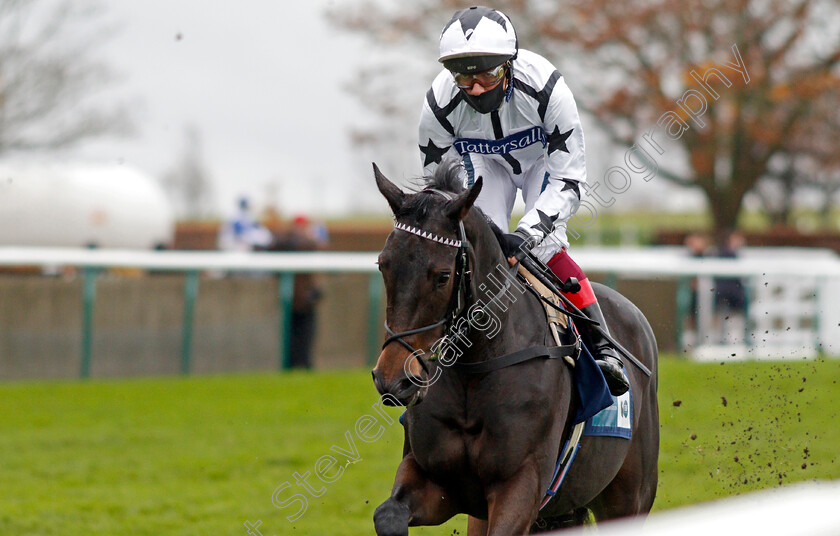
1 356 838 535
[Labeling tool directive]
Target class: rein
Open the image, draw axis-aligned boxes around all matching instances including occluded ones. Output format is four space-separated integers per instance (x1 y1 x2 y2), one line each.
450 343 578 374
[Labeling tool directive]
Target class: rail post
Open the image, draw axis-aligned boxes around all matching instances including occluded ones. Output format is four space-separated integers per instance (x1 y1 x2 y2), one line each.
278 271 295 370
675 276 692 353
180 270 200 374
80 267 98 378
366 273 384 367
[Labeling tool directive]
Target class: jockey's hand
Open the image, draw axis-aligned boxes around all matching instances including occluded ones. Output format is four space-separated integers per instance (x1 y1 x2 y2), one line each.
501 230 530 263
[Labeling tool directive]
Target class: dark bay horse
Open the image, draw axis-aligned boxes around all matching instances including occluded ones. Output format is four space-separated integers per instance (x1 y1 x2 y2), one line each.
371 163 659 535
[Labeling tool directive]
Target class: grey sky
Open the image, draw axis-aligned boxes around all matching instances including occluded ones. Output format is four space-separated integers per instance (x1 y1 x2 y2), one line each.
70 0 707 222
77 0 377 219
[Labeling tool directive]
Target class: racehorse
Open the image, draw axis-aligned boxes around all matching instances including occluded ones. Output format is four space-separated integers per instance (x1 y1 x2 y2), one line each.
371 162 659 535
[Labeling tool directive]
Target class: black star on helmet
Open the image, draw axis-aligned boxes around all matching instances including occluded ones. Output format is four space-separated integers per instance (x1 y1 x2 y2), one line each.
420 139 450 167
547 126 573 155
443 6 508 38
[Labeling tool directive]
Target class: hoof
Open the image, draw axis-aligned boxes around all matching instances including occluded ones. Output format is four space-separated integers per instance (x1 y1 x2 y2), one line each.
373 498 410 536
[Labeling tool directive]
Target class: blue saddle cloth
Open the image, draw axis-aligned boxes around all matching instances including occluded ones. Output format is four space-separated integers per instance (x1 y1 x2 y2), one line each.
573 329 633 439
571 339 614 425
583 387 633 439
540 349 632 510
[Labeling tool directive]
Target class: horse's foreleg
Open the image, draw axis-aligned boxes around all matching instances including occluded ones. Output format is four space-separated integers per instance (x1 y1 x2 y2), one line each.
374 453 459 536
484 468 542 536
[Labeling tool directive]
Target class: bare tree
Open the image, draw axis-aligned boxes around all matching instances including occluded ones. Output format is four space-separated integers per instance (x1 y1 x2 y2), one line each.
0 0 132 152
326 3 457 181
329 0 840 236
163 125 216 220
757 81 840 228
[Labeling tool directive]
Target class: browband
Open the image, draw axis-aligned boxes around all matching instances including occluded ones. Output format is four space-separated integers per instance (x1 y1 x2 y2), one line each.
394 221 462 248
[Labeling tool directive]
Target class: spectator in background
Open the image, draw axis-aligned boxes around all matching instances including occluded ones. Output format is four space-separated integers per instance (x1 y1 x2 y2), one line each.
272 215 325 369
713 229 747 318
684 232 709 259
217 196 273 252
684 232 709 322
309 218 330 248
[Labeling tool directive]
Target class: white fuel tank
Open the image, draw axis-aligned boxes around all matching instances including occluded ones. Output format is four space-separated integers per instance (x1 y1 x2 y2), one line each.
0 162 174 249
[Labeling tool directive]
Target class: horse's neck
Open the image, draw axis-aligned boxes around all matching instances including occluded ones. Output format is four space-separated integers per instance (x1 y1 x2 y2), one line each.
463 217 547 357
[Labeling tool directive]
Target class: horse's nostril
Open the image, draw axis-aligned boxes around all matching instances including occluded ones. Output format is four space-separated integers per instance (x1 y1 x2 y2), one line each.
372 369 385 393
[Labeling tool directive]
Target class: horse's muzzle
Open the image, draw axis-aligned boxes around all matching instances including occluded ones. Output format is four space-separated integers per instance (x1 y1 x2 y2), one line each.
372 367 425 407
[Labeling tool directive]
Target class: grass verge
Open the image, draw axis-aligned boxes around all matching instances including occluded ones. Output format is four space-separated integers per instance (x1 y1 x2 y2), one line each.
0 356 838 535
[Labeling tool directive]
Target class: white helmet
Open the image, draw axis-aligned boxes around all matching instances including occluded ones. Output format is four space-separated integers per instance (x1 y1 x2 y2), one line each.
438 6 518 74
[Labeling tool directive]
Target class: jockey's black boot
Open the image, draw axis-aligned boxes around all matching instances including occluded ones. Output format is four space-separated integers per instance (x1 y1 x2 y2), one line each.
579 301 630 396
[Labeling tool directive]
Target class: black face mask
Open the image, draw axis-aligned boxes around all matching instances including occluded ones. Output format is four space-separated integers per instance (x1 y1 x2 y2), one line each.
461 77 508 114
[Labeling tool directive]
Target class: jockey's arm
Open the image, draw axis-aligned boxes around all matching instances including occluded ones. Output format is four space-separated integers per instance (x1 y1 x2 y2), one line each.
514 76 587 262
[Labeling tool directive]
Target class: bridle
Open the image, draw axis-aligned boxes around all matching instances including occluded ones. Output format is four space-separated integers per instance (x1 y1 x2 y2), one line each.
381 189 474 374
380 187 581 380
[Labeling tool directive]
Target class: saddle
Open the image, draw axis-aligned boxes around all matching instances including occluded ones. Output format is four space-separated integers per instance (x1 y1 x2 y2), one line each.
517 264 572 363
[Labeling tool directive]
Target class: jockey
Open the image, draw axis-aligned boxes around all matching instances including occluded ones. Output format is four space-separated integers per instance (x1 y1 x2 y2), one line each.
419 6 629 396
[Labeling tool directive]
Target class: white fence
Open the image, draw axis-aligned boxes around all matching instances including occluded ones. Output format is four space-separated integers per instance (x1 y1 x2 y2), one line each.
0 247 379 273
0 245 838 362
556 481 840 535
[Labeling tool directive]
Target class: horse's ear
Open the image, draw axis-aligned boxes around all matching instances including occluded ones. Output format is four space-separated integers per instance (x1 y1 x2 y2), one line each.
446 176 483 222
373 163 405 214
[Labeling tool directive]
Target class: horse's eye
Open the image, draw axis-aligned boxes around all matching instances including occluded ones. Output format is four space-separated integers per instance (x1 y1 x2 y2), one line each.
435 271 451 288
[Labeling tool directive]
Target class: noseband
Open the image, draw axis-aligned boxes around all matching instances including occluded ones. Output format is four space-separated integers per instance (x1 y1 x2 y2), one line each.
381 189 473 372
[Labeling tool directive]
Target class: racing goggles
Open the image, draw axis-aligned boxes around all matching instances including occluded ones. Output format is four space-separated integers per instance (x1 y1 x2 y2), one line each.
451 64 507 89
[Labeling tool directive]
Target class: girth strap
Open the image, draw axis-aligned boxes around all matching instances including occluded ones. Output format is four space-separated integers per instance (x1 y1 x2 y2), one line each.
450 342 579 375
